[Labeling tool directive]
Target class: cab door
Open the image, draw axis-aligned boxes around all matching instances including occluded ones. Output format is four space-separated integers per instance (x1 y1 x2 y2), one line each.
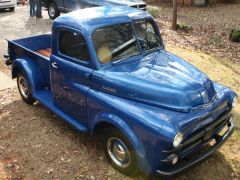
54 0 64 11
50 28 93 126
64 0 79 11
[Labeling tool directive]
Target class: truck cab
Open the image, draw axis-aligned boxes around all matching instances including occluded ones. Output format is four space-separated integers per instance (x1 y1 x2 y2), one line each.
42 0 146 19
5 6 237 177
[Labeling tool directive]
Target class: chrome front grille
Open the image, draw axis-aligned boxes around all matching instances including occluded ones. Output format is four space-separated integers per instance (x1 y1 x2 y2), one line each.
130 4 147 11
163 110 231 154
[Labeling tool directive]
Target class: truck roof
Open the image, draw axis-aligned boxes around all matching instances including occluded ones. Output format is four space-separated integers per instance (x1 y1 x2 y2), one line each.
53 6 151 37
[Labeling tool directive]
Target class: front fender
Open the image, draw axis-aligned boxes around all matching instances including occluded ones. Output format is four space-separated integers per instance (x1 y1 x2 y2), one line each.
12 58 44 93
90 112 151 173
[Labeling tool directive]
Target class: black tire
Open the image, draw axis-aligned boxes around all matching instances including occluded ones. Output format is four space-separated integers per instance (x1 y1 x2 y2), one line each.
9 7 15 11
103 128 138 176
48 2 60 19
17 73 36 105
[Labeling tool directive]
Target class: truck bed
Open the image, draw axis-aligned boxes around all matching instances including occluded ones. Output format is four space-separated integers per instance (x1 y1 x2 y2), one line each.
9 34 51 59
8 34 52 88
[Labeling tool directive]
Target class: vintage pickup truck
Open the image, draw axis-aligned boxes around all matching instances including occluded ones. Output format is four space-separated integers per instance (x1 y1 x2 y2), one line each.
4 6 238 177
42 0 146 19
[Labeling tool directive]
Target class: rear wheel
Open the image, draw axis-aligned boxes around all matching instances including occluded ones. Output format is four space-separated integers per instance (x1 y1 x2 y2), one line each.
17 73 36 105
103 128 138 176
48 2 60 19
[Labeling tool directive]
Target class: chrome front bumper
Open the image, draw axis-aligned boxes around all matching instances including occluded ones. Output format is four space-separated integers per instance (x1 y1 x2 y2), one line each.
156 121 234 177
0 4 15 9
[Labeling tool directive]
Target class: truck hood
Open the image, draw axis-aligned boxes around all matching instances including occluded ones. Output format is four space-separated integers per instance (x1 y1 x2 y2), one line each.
100 50 216 112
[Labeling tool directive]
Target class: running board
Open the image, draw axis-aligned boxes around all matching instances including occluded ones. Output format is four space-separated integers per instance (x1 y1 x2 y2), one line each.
33 90 89 132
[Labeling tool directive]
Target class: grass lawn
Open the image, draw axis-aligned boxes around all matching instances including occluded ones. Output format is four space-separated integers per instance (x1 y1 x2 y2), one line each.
167 46 240 179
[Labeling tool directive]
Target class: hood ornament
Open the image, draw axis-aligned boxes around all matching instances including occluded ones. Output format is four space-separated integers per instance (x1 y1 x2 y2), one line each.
192 97 221 112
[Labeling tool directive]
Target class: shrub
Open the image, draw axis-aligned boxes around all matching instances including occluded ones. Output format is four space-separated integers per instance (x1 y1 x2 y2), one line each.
229 29 240 42
207 34 226 48
176 23 192 32
147 6 161 18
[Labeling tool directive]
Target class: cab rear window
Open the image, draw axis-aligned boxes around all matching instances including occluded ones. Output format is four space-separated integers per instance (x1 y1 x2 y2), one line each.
59 30 90 62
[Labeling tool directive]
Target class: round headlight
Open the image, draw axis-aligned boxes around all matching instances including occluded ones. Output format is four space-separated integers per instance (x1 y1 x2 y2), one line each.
173 132 183 148
232 97 238 108
167 154 178 165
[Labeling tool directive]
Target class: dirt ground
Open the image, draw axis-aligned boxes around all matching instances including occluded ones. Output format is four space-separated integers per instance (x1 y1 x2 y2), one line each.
0 6 52 74
148 1 240 65
0 4 239 180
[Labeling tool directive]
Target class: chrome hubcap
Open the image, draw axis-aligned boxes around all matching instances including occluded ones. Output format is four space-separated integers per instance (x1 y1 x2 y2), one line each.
18 77 29 98
49 6 55 17
107 137 130 168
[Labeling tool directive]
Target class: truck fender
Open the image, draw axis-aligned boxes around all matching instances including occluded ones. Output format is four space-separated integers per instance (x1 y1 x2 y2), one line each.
90 113 151 173
12 58 44 93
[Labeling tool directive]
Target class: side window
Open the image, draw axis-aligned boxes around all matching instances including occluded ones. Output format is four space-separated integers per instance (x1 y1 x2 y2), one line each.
59 30 90 62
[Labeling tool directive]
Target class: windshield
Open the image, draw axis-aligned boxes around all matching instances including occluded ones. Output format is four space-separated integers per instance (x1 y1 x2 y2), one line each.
92 20 162 64
92 23 140 64
133 20 162 52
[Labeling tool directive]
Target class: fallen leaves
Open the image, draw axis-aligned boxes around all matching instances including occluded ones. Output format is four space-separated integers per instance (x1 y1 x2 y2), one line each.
0 161 11 179
150 2 240 66
46 167 53 175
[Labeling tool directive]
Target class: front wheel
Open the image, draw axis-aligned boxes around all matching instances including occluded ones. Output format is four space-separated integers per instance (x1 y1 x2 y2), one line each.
103 128 138 176
17 73 36 105
48 2 60 19
9 7 15 11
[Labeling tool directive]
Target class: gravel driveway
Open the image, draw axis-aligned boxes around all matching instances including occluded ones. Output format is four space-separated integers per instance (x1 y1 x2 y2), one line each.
0 6 52 74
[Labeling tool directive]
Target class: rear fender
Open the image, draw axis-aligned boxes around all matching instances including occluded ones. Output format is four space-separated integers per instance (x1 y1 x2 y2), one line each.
12 58 45 93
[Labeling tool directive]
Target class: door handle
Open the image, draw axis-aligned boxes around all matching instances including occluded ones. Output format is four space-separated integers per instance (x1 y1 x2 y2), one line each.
52 62 58 69
63 86 70 91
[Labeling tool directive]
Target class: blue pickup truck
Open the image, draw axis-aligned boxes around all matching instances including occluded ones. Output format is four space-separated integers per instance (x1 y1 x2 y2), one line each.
4 6 238 177
42 0 147 19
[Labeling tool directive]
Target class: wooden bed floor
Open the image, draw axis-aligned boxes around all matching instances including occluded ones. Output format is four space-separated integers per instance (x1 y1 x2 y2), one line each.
36 48 52 58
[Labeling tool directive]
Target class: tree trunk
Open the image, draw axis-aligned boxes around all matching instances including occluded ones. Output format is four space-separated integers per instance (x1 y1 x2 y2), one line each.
172 0 178 30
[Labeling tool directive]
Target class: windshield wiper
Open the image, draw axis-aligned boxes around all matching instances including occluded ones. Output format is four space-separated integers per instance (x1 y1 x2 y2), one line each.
112 52 141 65
111 39 136 56
142 46 162 56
